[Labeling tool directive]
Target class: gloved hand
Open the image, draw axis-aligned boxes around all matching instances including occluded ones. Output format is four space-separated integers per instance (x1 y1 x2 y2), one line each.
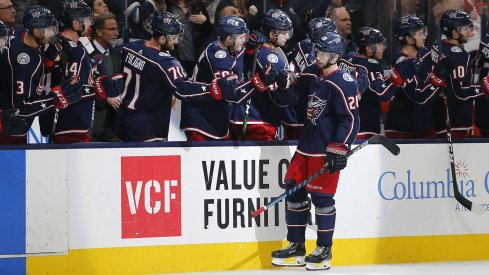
0 109 28 135
325 142 349 173
245 30 267 53
208 74 238 100
390 58 416 86
51 77 83 109
481 75 489 97
252 64 278 92
45 35 71 70
276 70 297 90
430 56 454 87
93 73 125 100
355 65 368 94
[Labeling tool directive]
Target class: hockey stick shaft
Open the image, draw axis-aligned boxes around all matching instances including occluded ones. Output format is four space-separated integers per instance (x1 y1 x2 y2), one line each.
250 134 400 218
49 107 59 144
241 43 261 139
435 23 483 214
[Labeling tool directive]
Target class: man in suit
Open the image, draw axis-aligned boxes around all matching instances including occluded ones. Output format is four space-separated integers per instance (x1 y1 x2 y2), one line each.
90 12 122 141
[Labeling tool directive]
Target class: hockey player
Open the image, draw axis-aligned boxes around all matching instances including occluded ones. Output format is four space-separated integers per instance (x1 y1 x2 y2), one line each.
229 9 294 141
349 27 400 139
180 15 280 141
475 12 489 137
115 12 239 142
281 17 337 140
0 5 84 144
384 15 438 139
41 0 100 143
431 9 489 138
271 31 360 271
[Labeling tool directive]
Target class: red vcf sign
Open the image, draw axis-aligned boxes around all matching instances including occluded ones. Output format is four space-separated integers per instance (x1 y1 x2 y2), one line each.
121 155 181 238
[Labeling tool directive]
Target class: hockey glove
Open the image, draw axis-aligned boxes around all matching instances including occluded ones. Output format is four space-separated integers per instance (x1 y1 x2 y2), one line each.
45 35 71 70
93 74 125 100
355 65 368 94
479 41 489 78
390 58 416 87
252 64 278 92
276 70 297 90
0 109 28 135
208 74 238 100
430 57 454 87
481 75 489 97
325 142 349 173
51 77 83 109
245 30 267 53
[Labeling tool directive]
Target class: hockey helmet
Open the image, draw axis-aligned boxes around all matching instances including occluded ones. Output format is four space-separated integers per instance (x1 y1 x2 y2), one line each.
440 9 473 37
151 12 184 41
394 15 425 41
356 27 386 46
313 30 345 55
61 0 93 28
262 9 293 37
216 15 248 40
307 17 336 38
23 5 58 31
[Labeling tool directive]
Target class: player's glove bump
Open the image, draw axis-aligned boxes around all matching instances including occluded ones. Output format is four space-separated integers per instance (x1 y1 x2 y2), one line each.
252 64 278 92
390 57 415 87
209 74 238 100
51 77 83 109
325 142 349 173
94 74 125 100
430 56 454 87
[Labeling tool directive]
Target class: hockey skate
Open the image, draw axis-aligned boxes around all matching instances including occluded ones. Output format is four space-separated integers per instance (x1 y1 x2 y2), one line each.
305 246 332 271
271 242 306 267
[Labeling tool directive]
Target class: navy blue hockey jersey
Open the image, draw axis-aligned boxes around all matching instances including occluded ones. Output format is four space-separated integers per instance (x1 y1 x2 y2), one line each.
180 41 245 139
116 40 216 142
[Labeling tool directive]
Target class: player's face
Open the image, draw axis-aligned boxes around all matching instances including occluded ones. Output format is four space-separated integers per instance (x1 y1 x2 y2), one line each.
457 25 473 43
232 33 247 51
373 42 386 60
164 34 180 50
273 30 292 47
315 50 337 69
412 28 426 48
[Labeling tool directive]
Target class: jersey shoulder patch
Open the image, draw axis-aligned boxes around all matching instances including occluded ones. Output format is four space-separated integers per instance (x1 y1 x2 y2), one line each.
215 50 227 59
368 58 379 64
343 72 354 82
267 53 279 63
450 46 463 53
17 53 30 65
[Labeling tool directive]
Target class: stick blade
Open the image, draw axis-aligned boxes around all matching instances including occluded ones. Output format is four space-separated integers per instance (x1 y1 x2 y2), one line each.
471 203 485 215
370 135 401 156
250 207 266 218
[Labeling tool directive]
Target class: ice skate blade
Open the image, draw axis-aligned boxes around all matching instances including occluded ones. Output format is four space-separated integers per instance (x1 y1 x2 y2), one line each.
272 256 305 267
305 260 331 271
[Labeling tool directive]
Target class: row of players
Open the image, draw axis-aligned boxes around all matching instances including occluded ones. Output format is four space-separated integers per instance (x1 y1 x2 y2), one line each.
1 4 489 143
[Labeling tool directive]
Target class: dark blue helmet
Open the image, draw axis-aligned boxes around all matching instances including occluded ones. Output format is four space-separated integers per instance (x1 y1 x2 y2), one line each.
440 9 473 37
356 27 386 46
0 21 7 37
61 0 93 28
262 9 293 35
216 15 248 40
394 15 425 42
151 12 184 39
307 17 336 38
313 30 345 55
23 5 57 31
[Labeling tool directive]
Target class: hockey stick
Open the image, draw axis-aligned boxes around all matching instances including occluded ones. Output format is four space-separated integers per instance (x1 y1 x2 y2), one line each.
250 134 400 218
241 43 261 139
436 24 484 215
49 107 59 144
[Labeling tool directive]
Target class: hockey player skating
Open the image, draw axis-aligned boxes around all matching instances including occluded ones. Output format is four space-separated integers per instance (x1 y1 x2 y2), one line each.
271 31 359 271
115 12 239 142
180 15 278 141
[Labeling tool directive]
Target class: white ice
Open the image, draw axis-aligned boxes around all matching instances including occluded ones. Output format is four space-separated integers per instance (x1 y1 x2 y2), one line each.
162 260 489 275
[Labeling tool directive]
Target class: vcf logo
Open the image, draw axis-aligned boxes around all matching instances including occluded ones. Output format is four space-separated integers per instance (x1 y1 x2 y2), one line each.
121 156 181 238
